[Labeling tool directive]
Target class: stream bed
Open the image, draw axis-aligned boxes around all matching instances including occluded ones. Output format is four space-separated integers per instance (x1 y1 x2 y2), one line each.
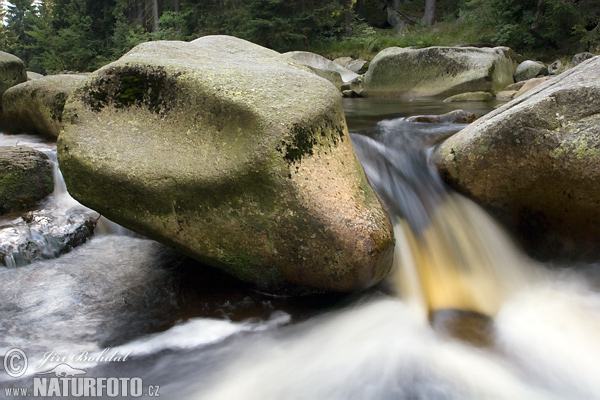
1 98 600 399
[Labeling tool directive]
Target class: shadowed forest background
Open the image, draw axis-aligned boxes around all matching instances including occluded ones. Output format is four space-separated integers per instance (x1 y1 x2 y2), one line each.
1 0 599 78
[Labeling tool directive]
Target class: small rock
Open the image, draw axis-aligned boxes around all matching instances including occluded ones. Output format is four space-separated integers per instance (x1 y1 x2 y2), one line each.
496 90 517 100
443 91 492 103
548 60 563 75
0 146 53 215
572 52 595 66
504 81 526 91
514 60 547 82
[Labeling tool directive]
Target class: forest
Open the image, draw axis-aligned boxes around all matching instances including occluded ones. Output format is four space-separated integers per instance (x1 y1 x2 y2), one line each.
1 0 599 75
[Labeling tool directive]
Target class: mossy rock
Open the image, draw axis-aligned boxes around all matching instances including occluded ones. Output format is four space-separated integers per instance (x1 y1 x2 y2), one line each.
2 74 87 138
433 56 600 260
0 146 54 215
58 36 394 294
0 52 27 105
363 46 517 98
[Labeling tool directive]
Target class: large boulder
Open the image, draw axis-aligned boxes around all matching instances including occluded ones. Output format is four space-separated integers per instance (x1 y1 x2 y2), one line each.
432 56 600 260
283 51 360 90
0 146 54 215
2 74 87 138
58 36 394 294
0 52 27 106
363 46 517 98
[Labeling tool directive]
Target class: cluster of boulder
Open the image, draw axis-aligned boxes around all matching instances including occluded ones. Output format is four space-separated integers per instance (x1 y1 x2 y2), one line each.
0 37 598 289
0 38 395 294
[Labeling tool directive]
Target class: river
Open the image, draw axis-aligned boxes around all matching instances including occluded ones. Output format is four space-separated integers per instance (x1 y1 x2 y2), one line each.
1 98 600 399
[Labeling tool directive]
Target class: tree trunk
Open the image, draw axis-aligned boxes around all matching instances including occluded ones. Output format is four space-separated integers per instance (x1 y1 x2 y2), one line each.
343 0 352 37
423 0 435 26
173 0 179 12
152 0 159 32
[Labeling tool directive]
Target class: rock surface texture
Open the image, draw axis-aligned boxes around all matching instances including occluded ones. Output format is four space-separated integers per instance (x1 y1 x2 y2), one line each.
362 46 516 98
0 146 53 215
433 56 600 259
3 74 86 138
58 36 394 294
0 52 27 112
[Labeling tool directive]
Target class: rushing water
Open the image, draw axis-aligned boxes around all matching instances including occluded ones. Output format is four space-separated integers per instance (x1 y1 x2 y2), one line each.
1 99 600 399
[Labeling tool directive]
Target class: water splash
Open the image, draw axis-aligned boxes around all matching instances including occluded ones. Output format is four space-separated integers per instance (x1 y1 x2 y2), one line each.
352 118 539 317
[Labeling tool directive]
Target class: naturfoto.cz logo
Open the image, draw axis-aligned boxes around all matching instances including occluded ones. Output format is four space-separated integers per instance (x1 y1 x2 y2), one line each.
3 348 160 397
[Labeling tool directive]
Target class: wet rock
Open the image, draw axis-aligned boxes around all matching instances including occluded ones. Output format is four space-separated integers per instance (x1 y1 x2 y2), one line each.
433 56 600 260
363 46 517 98
0 52 27 109
443 91 493 103
514 60 547 82
430 308 494 348
0 207 96 267
405 109 477 124
2 74 87 138
0 146 53 215
58 36 394 294
572 52 595 66
283 51 359 90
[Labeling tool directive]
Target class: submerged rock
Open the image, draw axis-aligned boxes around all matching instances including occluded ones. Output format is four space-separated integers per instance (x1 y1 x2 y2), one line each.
443 91 492 103
433 56 600 260
405 109 477 124
283 51 360 90
362 46 516 98
2 74 87 138
0 207 96 267
0 146 53 215
58 36 394 294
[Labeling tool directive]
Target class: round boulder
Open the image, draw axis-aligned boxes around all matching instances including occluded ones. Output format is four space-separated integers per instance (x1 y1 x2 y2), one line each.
514 60 547 82
0 146 53 215
58 36 394 294
0 52 27 102
363 46 517 98
433 57 600 260
3 74 87 138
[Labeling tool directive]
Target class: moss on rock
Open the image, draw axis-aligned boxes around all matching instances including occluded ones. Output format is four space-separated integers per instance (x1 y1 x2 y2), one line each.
363 46 516 98
433 56 600 260
58 36 394 294
2 74 86 138
0 146 53 215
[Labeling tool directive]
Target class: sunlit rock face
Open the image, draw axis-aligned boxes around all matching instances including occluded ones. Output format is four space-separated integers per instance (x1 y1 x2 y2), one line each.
433 56 600 260
58 35 394 294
